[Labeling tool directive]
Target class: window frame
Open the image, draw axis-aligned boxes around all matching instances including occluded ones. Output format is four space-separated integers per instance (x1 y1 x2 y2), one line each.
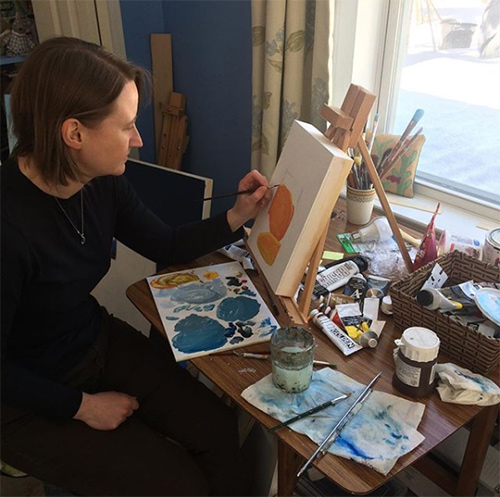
359 0 499 220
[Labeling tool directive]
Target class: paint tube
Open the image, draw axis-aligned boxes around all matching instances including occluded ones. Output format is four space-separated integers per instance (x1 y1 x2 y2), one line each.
416 280 482 311
366 275 391 299
335 303 378 348
309 309 362 356
342 274 367 301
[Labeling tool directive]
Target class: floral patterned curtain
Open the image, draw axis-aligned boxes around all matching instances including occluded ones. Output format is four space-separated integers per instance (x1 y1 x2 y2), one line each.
251 0 332 178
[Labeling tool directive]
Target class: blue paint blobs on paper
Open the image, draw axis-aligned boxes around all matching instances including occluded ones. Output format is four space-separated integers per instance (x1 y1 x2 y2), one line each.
336 435 374 460
230 336 244 344
240 288 256 297
258 317 278 336
225 323 237 338
235 322 253 338
165 316 179 321
172 314 228 353
226 276 243 287
217 296 261 322
174 305 189 313
171 279 227 305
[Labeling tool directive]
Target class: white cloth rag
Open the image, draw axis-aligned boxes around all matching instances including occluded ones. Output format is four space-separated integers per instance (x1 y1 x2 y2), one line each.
242 368 425 475
435 363 500 406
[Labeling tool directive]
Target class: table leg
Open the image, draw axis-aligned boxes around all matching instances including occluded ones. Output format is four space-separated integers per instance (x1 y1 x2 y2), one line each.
455 404 499 497
277 440 303 497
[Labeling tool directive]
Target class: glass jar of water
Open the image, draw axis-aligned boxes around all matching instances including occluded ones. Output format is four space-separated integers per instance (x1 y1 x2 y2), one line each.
270 327 315 393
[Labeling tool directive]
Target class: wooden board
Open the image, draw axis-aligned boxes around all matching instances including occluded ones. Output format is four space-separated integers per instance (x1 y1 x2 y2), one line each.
150 33 173 160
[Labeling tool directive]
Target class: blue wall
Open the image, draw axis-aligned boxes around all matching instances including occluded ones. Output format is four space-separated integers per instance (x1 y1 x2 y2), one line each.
119 0 253 214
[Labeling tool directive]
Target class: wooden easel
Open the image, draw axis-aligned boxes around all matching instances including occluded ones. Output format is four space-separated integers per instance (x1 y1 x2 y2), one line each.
158 92 189 170
272 84 413 326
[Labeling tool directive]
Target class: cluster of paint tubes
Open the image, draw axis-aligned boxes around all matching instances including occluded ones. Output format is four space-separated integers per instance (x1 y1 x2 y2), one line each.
417 266 500 338
310 268 392 356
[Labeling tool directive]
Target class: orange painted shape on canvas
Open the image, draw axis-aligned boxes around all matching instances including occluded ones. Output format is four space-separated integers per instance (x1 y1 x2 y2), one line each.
268 184 294 241
257 232 281 266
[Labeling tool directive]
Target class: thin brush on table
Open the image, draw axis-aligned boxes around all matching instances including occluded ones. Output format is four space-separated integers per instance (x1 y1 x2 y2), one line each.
296 371 382 478
212 351 337 368
269 393 350 432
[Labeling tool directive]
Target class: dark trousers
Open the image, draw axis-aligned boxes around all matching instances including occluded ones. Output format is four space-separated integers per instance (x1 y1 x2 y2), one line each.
1 310 246 496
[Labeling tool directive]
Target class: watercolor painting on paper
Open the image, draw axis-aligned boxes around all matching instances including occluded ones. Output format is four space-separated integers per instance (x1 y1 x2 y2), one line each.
147 261 279 361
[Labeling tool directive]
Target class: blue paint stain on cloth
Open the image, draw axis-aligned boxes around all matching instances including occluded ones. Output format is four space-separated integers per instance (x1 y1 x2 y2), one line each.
436 363 500 405
242 368 426 475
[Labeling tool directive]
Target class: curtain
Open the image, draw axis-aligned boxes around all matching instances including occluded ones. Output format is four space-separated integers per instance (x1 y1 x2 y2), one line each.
251 0 332 178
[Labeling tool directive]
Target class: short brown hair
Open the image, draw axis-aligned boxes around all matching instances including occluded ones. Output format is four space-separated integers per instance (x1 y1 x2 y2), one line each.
10 36 150 185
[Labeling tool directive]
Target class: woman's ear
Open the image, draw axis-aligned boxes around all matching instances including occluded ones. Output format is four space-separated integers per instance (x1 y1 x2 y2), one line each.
61 118 83 150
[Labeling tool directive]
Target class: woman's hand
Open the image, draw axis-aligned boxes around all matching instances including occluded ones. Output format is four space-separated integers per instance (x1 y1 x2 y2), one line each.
227 170 272 232
73 391 139 430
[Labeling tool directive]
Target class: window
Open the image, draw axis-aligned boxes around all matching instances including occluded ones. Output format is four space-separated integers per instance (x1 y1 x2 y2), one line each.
379 0 500 207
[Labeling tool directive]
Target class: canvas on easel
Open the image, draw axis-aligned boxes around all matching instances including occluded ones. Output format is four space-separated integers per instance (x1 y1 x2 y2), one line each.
247 84 412 325
247 120 353 297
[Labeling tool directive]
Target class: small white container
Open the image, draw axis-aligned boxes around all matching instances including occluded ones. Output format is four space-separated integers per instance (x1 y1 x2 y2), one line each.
346 186 376 225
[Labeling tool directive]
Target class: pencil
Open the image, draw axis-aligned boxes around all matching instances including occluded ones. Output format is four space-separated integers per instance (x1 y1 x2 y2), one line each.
200 184 279 202
269 393 350 432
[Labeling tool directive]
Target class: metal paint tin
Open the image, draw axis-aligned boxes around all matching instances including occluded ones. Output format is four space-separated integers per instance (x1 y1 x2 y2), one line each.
483 228 500 267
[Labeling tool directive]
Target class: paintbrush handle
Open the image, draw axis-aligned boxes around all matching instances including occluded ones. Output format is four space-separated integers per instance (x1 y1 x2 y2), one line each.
319 388 372 455
201 184 279 202
367 113 379 153
201 187 258 202
296 371 382 478
381 127 423 179
384 109 424 167
270 394 348 433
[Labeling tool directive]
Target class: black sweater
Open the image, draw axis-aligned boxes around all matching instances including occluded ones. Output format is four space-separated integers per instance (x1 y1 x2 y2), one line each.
1 159 242 421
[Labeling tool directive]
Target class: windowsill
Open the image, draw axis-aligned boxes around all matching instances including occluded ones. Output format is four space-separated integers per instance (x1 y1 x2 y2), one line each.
341 187 499 242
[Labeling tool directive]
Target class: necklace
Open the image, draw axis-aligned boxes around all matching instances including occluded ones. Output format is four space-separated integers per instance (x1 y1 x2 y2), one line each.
54 190 86 245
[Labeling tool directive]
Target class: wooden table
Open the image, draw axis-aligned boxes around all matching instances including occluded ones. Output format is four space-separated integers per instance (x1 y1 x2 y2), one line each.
126 201 499 497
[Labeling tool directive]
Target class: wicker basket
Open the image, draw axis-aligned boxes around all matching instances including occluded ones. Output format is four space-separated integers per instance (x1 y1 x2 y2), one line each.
390 251 500 376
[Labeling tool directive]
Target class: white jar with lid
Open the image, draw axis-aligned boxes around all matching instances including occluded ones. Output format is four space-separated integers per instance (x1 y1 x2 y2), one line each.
393 327 440 398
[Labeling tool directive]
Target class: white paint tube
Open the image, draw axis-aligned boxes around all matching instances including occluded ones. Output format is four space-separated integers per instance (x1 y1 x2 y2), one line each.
417 280 482 311
310 309 362 356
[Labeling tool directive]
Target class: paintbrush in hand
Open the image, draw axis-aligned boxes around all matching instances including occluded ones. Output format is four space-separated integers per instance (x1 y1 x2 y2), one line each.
200 184 279 202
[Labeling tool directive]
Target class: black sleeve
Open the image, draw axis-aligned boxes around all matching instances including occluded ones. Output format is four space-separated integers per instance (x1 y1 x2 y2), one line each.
1 221 82 420
113 175 244 264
